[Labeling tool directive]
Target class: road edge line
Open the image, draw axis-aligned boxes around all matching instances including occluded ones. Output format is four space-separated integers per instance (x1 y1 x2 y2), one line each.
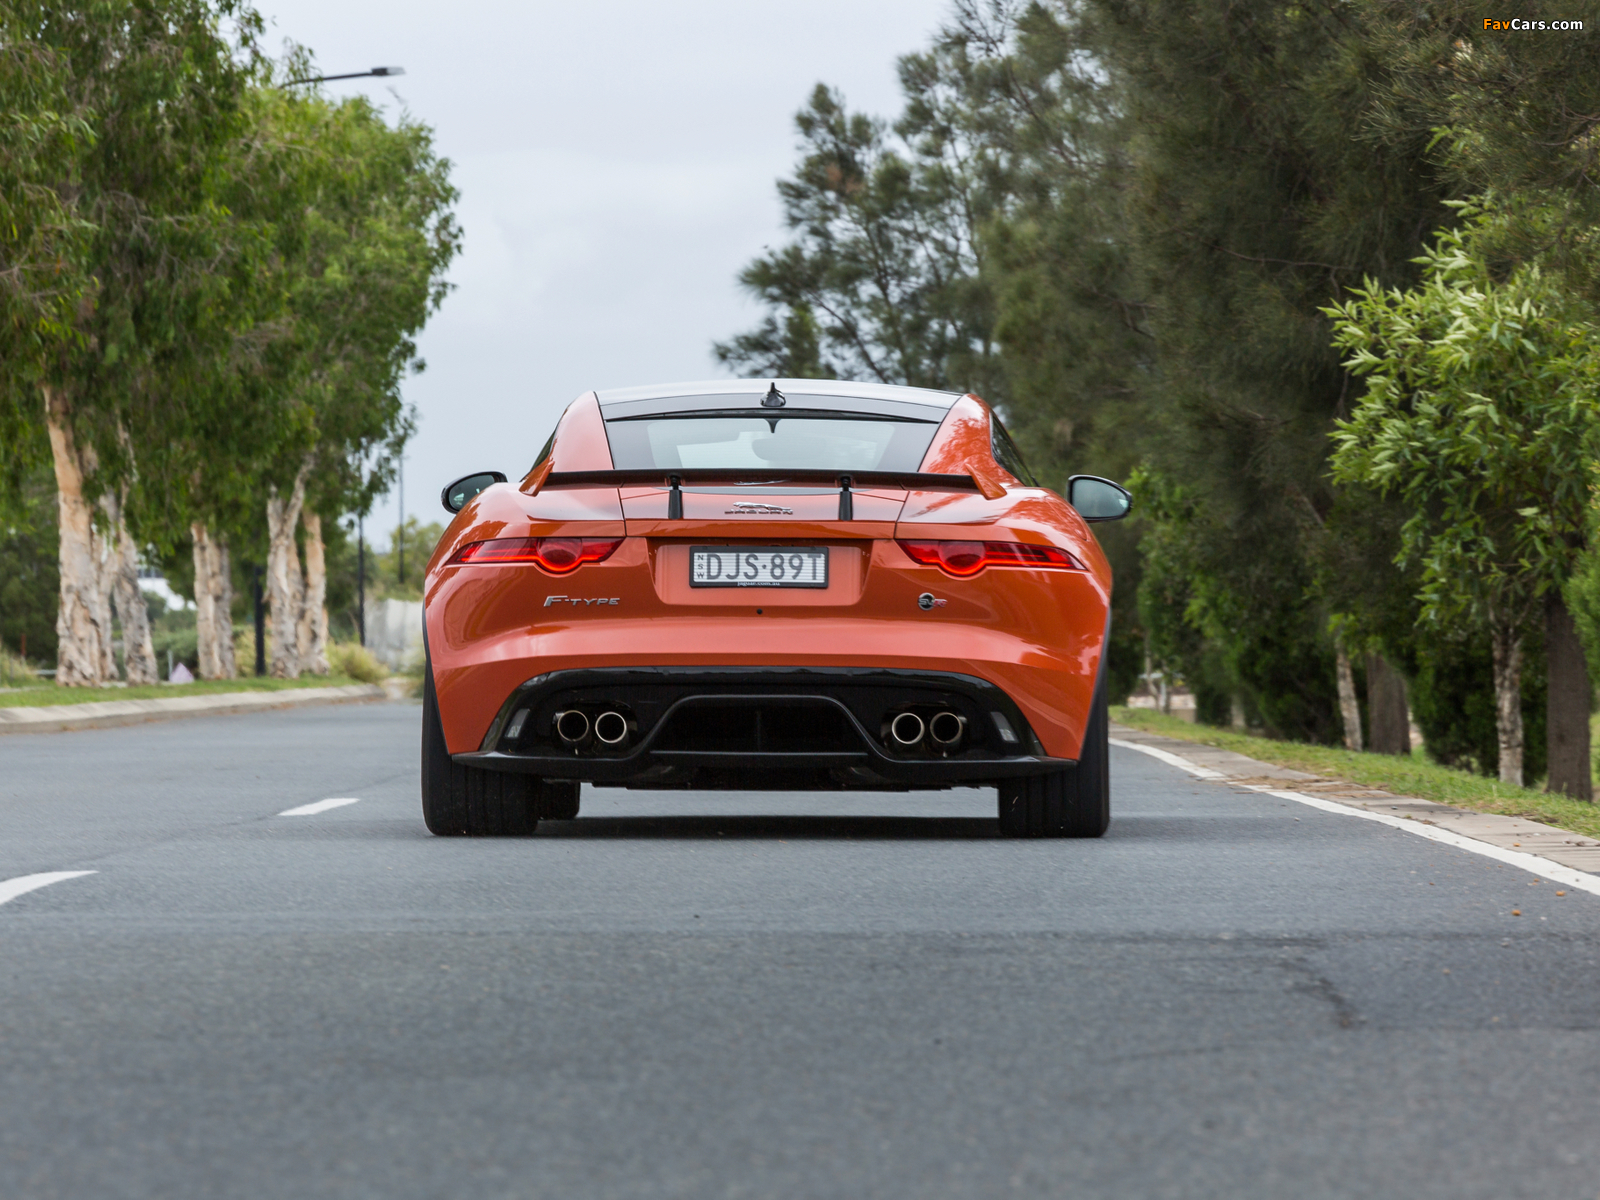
1108 737 1227 780
1111 737 1600 897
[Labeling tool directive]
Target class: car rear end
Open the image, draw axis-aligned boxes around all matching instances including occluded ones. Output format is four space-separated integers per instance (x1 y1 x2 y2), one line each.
425 380 1111 794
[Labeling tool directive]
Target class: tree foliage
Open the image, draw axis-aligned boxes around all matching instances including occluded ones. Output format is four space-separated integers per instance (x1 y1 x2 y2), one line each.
713 68 1001 393
209 75 460 541
0 0 267 503
0 3 458 680
1328 200 1600 634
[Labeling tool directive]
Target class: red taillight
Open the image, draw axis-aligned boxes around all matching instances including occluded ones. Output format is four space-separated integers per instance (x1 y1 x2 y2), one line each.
896 539 1085 577
448 537 623 573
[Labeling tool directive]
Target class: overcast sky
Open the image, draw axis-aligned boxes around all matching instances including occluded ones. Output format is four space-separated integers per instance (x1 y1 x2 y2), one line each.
256 0 955 545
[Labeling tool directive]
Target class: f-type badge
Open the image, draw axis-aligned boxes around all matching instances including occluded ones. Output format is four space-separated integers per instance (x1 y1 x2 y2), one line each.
726 502 793 515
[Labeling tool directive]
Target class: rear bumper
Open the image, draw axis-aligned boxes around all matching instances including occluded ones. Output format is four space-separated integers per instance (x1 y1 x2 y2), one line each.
453 666 1074 791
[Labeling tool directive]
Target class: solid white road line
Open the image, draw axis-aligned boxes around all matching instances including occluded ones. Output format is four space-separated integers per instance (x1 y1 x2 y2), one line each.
0 870 97 907
278 797 362 817
1109 738 1226 780
1111 737 1600 898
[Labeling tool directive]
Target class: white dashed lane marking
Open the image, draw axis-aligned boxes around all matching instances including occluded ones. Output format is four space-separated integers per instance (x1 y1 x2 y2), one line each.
0 871 97 907
278 797 362 817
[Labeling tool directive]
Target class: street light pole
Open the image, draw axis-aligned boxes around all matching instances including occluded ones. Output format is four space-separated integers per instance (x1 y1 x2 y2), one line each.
253 567 267 677
357 513 366 647
283 66 405 87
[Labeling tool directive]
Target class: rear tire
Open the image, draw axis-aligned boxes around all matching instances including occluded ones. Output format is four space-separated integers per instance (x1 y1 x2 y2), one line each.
422 656 540 836
997 675 1110 839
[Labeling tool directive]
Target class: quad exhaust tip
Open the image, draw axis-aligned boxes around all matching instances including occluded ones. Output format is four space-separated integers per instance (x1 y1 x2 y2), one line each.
594 710 629 746
889 711 926 747
555 709 591 745
928 710 966 748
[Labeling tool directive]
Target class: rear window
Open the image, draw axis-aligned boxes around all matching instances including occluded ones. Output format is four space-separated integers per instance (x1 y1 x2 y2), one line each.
990 415 1038 486
605 414 940 472
529 427 556 473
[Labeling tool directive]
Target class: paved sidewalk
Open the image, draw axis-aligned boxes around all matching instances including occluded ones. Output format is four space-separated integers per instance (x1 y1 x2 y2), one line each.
1112 721 1600 875
0 683 387 735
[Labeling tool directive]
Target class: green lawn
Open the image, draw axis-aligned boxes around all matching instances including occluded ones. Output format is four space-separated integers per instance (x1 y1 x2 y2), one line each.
0 674 367 709
1111 705 1600 841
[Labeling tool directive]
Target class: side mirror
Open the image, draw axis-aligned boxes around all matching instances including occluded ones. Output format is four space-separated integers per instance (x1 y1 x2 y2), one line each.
1067 475 1132 522
441 471 507 514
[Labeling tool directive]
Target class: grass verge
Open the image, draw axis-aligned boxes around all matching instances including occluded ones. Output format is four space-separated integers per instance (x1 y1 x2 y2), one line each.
1111 705 1600 841
0 674 368 709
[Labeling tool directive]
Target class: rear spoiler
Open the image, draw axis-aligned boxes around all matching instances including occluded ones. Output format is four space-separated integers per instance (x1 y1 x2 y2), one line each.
535 469 979 520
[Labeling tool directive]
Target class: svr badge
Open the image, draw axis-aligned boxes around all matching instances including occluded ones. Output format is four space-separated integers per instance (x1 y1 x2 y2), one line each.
917 593 948 611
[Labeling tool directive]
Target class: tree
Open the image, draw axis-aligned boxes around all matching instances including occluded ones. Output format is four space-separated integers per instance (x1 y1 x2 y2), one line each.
1327 198 1600 794
714 74 1000 395
227 75 457 679
975 0 1600 741
1049 0 1468 740
0 0 266 686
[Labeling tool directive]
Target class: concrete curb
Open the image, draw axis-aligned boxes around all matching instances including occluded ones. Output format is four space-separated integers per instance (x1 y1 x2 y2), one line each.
1111 722 1600 876
0 684 388 735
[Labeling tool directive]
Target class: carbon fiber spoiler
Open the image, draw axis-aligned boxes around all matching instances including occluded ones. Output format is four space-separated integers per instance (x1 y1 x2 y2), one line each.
536 469 978 520
542 469 975 490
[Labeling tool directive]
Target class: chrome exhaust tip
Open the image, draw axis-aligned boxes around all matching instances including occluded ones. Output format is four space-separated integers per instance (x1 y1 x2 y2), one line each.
889 711 926 747
594 710 629 746
555 709 591 745
928 710 966 748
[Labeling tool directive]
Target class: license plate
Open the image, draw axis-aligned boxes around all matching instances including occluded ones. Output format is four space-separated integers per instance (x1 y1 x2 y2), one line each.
690 546 828 588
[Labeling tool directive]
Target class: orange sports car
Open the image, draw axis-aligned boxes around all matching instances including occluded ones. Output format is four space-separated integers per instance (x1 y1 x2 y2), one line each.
421 379 1130 838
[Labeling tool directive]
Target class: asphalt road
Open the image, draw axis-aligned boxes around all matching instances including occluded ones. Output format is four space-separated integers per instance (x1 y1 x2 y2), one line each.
2 700 1599 1200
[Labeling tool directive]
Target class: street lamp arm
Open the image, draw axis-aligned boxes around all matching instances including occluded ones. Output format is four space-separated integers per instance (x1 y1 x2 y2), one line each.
284 67 405 86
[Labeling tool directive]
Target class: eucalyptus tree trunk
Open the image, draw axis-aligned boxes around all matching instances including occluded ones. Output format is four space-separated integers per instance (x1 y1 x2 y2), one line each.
298 510 330 676
1335 644 1363 752
43 386 116 686
1365 654 1411 756
1545 591 1593 800
212 534 236 678
102 489 158 685
192 522 221 679
94 526 118 677
265 463 311 679
191 522 236 680
1490 623 1524 787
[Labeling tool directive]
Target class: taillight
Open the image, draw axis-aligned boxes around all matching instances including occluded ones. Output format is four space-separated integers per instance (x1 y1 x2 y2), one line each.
448 537 623 574
896 539 1085 577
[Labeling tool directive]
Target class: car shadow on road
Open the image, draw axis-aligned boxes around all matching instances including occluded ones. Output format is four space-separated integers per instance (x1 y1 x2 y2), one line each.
535 814 1000 840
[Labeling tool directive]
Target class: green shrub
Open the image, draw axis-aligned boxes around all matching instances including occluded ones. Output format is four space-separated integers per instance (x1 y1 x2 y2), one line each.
327 642 387 683
152 626 199 676
0 643 40 685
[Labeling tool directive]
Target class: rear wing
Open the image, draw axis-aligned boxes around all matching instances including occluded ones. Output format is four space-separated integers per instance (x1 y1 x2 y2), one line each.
534 469 979 521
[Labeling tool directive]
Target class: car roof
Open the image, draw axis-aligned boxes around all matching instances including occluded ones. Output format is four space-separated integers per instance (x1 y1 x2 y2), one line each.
594 378 966 422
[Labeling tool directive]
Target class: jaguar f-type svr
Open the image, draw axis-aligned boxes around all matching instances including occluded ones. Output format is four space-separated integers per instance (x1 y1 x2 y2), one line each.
421 379 1130 838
